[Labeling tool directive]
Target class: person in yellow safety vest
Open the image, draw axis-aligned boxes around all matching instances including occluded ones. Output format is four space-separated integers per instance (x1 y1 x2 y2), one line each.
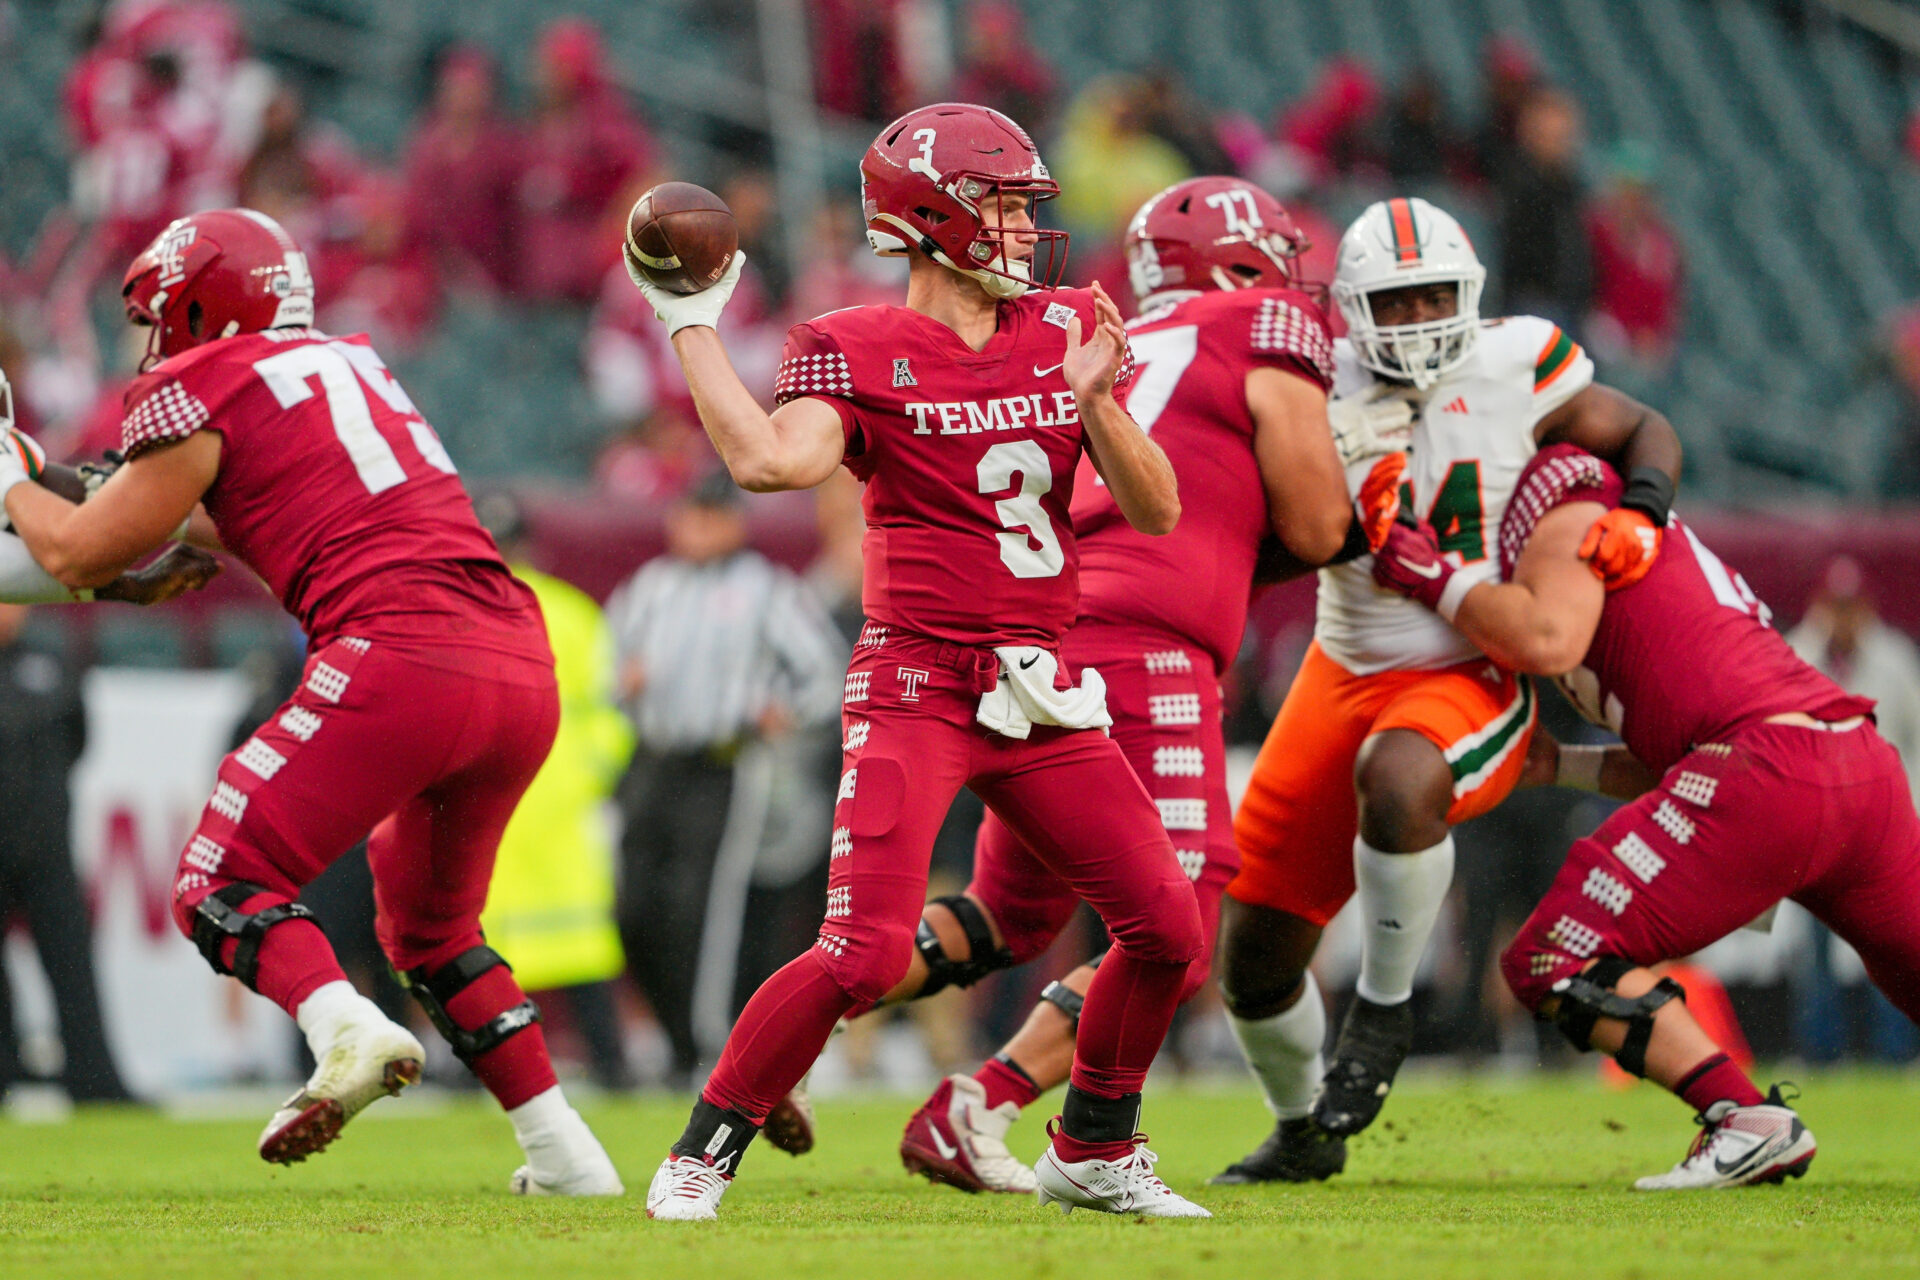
478 494 637 1089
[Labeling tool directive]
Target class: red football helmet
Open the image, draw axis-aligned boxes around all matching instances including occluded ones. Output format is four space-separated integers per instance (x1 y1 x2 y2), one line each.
122 209 315 369
1124 176 1313 310
861 102 1067 299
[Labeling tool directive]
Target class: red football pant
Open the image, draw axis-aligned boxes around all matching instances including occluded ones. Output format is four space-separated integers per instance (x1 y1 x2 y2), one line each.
969 627 1236 1005
169 636 562 1109
1504 720 1920 1023
701 631 1203 1123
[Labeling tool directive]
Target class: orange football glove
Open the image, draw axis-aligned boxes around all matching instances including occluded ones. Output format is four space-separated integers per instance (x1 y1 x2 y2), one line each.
1354 452 1406 553
1579 508 1661 590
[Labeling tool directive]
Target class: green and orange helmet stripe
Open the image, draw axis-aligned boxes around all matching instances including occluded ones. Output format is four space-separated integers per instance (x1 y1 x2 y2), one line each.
1387 197 1422 265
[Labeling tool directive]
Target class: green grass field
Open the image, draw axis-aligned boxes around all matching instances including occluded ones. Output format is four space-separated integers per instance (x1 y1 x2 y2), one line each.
5 1070 1918 1279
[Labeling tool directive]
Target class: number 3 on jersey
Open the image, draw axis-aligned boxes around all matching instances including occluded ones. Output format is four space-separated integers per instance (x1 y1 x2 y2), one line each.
977 439 1064 578
253 342 457 494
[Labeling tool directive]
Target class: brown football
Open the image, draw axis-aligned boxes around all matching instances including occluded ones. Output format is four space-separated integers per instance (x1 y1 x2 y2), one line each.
624 182 738 295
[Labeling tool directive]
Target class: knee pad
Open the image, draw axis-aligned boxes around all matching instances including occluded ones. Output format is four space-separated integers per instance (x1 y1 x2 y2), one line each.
1105 877 1204 967
401 946 541 1066
189 882 321 992
914 895 1014 997
1540 955 1686 1077
832 918 921 1007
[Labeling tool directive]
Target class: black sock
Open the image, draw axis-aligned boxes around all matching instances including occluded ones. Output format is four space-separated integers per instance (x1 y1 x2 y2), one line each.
670 1098 759 1176
1060 1086 1141 1144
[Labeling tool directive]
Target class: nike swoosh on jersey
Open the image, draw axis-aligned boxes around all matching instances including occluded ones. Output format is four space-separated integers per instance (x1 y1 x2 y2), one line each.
1018 654 1041 669
1033 362 1064 377
1399 558 1445 579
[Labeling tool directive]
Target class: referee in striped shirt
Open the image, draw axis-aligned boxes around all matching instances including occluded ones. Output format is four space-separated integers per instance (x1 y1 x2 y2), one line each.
605 471 847 1083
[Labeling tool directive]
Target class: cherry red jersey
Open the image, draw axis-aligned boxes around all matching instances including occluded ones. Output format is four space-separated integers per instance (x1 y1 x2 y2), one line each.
1501 446 1872 773
1073 287 1334 673
120 328 548 667
774 289 1135 648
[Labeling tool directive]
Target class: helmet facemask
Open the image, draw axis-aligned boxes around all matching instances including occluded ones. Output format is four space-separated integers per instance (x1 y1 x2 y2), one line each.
1337 276 1483 390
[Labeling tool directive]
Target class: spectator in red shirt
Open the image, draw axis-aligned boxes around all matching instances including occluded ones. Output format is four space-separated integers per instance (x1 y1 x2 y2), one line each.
952 0 1057 138
320 175 441 356
513 18 656 302
1585 141 1684 374
403 44 522 292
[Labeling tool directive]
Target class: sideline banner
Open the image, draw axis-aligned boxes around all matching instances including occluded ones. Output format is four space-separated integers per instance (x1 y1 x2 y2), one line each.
8 669 292 1098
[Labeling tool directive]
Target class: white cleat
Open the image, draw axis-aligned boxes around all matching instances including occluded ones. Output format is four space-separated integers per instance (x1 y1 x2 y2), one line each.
900 1074 1038 1194
1033 1126 1210 1218
1633 1088 1816 1191
259 1010 424 1164
510 1110 626 1196
646 1155 732 1221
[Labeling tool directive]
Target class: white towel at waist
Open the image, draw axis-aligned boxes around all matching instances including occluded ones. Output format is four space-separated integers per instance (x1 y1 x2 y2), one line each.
974 645 1112 740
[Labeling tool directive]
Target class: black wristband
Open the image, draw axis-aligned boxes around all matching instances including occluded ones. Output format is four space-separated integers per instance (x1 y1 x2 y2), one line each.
1328 510 1373 565
1620 466 1674 528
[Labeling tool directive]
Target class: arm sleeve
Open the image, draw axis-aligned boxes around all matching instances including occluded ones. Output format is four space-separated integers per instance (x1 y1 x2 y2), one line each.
0 531 79 603
1246 293 1336 391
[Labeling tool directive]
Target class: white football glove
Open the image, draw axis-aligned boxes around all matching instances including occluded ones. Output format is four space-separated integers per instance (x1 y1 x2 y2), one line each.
1327 382 1418 467
625 248 746 337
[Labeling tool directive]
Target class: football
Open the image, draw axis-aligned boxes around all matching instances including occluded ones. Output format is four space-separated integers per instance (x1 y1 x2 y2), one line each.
623 182 739 295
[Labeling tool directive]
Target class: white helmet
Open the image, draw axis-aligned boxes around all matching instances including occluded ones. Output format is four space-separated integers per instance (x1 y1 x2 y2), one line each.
1332 197 1485 390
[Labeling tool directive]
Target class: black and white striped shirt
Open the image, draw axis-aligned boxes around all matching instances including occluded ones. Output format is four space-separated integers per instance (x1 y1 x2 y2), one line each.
604 550 847 751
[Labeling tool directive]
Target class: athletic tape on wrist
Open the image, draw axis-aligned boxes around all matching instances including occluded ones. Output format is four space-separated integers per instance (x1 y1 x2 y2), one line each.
1435 570 1476 623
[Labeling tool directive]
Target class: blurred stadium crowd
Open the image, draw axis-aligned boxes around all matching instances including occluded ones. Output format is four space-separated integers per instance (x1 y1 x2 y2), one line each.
2 0 1919 1103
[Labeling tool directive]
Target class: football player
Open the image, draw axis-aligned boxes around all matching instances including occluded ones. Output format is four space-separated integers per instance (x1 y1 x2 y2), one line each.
629 103 1209 1220
0 210 621 1195
761 176 1399 1194
1370 442 1920 1189
1215 197 1685 1182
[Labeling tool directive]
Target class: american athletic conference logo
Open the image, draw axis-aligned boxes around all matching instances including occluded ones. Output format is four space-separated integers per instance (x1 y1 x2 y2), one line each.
896 666 931 701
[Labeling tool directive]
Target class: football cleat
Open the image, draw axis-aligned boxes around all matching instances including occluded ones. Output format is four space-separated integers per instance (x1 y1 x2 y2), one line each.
762 1083 816 1156
646 1155 732 1221
258 1011 424 1164
900 1074 1037 1194
1312 995 1414 1137
509 1109 625 1196
1209 1116 1347 1185
1633 1086 1816 1191
1033 1122 1211 1218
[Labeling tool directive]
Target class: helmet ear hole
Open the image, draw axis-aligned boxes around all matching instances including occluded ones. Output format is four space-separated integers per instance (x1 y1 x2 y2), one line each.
187 300 205 339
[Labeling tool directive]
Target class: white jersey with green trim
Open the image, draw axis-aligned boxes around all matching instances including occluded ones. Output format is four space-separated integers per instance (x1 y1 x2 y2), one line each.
1314 315 1594 675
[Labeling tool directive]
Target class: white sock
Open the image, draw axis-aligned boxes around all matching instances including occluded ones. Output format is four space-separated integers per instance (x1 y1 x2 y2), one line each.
1353 834 1455 1006
1227 972 1326 1120
507 1084 574 1150
294 980 367 1045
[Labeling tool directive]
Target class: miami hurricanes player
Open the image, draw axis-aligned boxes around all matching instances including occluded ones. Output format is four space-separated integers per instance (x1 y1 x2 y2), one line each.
765 176 1396 1195
1215 196 1684 1183
1371 443 1919 1188
0 209 622 1195
630 103 1210 1221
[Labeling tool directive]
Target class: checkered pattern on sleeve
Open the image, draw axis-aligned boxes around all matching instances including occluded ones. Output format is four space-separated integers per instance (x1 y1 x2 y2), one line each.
1250 296 1335 387
774 343 854 405
1114 335 1137 391
121 380 212 458
1498 445 1622 580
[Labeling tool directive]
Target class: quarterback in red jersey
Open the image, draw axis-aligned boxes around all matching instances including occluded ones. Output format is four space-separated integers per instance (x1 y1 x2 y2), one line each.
1372 443 1918 1189
0 209 621 1195
630 104 1209 1220
783 176 1396 1194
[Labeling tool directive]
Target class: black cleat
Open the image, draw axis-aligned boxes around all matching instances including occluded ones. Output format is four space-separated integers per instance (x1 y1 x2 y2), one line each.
1312 995 1414 1137
1209 1116 1347 1184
